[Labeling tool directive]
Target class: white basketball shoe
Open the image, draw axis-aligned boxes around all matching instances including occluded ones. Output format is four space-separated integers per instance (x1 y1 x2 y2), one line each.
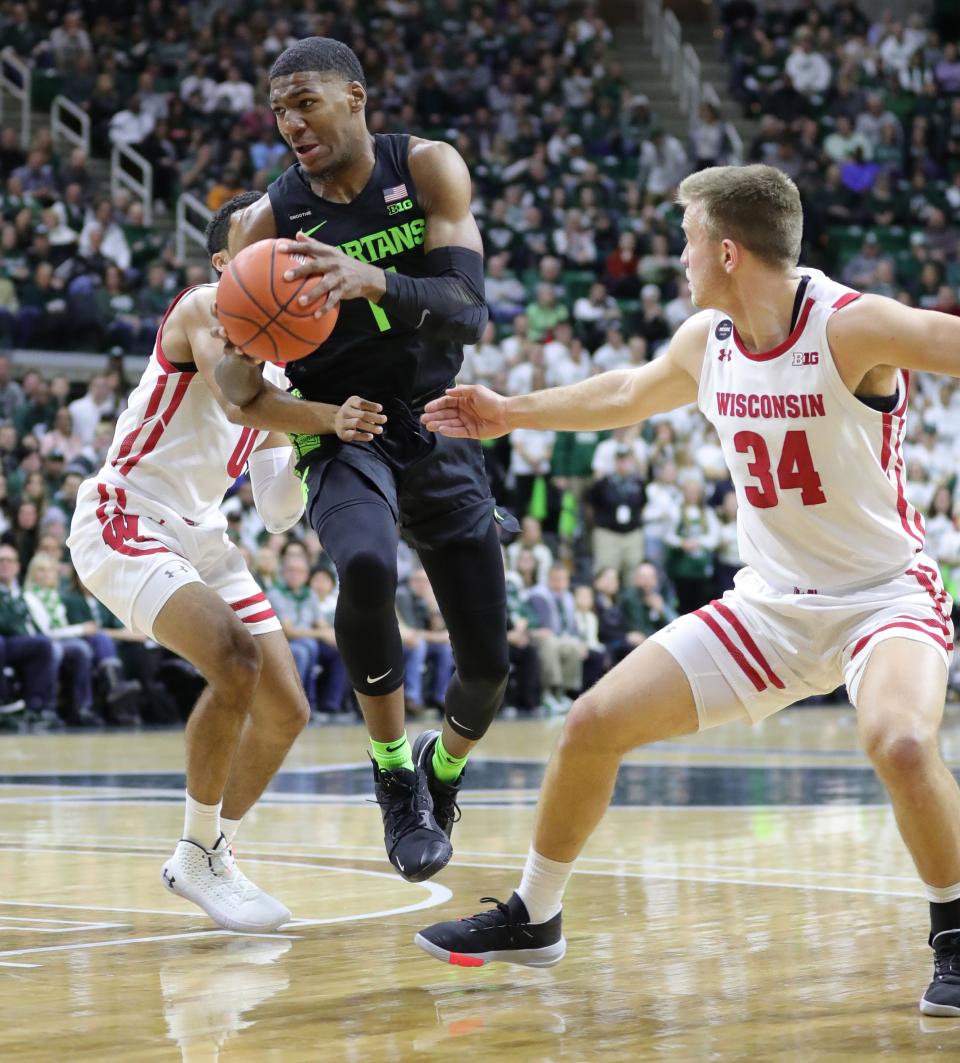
161 836 291 933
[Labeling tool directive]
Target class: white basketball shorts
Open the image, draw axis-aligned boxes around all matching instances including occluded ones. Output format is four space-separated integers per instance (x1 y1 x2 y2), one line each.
650 556 954 730
67 479 281 640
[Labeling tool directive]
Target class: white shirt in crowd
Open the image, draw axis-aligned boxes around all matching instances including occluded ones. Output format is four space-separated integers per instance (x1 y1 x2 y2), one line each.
509 428 555 476
592 436 650 479
592 339 632 373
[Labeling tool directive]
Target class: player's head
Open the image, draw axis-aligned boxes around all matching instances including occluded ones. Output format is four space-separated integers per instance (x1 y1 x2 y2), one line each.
205 191 263 273
676 165 802 308
268 38 368 180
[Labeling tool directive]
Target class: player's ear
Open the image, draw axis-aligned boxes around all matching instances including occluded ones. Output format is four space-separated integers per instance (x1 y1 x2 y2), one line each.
211 251 228 274
720 238 738 274
348 81 366 113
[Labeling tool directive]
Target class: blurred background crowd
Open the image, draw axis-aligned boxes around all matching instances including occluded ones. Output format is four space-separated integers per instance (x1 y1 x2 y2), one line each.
0 0 957 729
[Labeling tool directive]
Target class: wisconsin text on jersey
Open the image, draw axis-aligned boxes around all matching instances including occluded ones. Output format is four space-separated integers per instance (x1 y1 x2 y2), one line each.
715 392 827 419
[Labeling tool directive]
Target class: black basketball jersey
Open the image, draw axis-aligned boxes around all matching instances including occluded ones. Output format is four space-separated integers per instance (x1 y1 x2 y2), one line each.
267 134 464 407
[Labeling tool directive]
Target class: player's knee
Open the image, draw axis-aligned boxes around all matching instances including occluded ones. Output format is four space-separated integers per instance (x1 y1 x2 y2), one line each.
340 549 396 607
560 690 615 755
206 628 262 701
862 720 938 778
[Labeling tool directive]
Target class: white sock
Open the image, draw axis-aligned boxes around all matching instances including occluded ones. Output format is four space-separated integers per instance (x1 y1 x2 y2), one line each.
183 791 222 850
924 881 960 904
516 846 574 924
220 816 243 846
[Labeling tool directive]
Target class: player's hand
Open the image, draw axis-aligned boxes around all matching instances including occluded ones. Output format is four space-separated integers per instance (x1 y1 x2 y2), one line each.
280 234 382 315
421 384 510 439
334 395 386 443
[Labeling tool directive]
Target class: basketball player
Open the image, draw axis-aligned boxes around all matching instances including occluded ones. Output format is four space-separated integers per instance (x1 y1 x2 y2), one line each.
415 166 960 1016
214 38 512 884
67 191 382 932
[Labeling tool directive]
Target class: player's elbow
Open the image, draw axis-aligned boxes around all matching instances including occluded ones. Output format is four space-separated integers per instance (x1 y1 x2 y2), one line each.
261 505 305 535
433 301 489 344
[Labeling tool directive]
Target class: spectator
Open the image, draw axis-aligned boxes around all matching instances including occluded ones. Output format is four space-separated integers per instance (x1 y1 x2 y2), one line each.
620 561 678 639
308 566 348 716
267 549 338 715
68 376 118 446
109 95 156 149
588 444 647 582
24 551 140 724
47 9 92 74
396 568 454 714
785 27 832 98
572 583 607 690
0 544 57 725
525 563 585 714
665 478 722 614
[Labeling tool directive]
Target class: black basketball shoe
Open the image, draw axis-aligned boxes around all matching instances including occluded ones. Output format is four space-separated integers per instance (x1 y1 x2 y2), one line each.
414 892 566 967
412 729 463 838
371 760 452 883
921 930 960 1015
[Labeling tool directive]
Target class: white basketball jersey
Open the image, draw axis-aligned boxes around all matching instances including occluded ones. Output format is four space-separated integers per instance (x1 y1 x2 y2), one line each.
96 285 288 524
699 268 924 594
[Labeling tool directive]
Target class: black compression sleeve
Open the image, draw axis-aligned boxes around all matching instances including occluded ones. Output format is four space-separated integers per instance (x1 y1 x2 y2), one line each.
377 246 489 344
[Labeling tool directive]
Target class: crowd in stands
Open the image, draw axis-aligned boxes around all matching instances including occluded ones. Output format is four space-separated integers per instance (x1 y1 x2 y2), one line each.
0 0 956 727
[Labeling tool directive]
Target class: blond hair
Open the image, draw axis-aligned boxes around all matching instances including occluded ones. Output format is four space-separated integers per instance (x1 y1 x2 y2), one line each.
677 164 802 267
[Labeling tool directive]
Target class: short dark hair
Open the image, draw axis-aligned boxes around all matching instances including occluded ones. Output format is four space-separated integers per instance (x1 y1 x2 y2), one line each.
204 191 262 257
269 37 366 89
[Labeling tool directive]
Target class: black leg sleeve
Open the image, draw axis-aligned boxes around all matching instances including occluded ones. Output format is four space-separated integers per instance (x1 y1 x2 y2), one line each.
419 520 510 740
313 465 404 697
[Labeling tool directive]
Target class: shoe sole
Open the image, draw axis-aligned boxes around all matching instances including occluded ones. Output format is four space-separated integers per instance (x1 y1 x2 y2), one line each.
919 996 960 1016
413 932 567 968
160 861 292 934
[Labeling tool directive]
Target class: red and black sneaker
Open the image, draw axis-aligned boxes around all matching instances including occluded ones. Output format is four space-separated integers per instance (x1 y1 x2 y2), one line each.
414 892 566 968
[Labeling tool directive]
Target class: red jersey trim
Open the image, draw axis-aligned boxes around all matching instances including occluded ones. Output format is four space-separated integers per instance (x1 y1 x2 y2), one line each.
832 292 861 311
733 297 814 362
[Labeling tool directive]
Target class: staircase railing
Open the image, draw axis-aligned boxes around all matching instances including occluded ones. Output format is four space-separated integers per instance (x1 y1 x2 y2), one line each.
643 0 743 164
111 143 153 224
175 192 213 263
51 94 90 155
0 48 31 148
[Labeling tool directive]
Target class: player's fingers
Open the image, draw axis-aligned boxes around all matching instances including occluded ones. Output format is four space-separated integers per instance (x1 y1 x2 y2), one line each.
317 289 342 316
358 417 384 434
421 395 456 414
353 399 383 413
297 277 335 305
429 423 469 438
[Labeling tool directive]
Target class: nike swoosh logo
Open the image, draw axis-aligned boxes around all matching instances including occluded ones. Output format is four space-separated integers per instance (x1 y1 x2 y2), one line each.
367 668 392 684
302 221 328 237
385 740 405 753
449 715 476 734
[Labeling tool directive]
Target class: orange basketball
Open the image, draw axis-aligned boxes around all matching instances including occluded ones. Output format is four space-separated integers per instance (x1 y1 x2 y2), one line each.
216 239 340 363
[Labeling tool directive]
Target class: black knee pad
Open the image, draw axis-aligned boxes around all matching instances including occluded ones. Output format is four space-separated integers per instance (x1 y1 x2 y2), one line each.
339 548 397 608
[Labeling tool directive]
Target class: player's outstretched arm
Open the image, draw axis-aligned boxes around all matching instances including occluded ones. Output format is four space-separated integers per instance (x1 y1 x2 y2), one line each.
422 311 709 437
828 294 960 380
280 140 488 343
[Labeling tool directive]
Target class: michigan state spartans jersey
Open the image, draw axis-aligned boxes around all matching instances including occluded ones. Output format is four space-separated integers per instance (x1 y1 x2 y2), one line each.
267 133 464 407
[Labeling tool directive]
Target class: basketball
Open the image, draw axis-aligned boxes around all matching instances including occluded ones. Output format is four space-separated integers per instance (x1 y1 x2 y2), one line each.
215 238 340 363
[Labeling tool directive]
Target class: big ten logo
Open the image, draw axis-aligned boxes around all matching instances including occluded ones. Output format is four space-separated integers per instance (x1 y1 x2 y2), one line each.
791 351 819 366
386 198 414 216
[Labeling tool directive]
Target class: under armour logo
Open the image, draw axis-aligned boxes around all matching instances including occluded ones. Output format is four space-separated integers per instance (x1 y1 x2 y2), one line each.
718 348 732 362
162 869 176 887
163 562 191 579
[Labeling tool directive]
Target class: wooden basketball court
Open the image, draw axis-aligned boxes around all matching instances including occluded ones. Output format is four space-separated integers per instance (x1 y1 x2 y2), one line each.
1 708 959 1060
